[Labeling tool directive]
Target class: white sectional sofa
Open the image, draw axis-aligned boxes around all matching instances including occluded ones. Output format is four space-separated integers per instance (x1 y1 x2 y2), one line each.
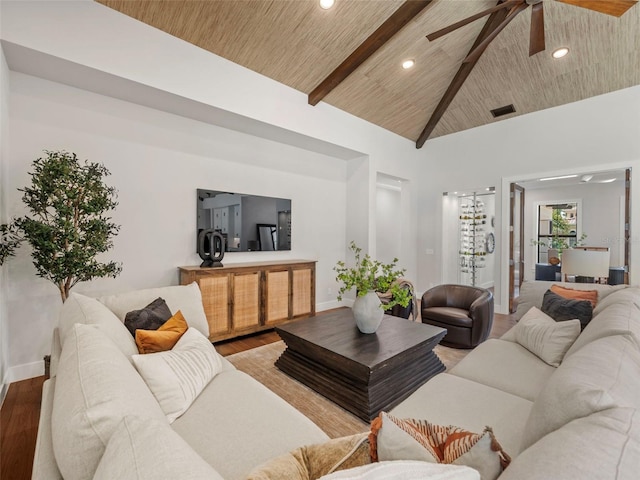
391 280 640 479
33 279 640 479
32 283 329 480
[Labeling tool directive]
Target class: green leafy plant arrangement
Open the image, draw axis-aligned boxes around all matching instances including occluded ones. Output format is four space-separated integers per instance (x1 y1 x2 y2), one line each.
0 150 122 302
334 241 411 311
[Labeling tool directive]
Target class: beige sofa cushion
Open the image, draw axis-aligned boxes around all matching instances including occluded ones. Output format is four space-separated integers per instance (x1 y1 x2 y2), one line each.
57 292 138 357
514 281 626 321
521 334 640 450
566 301 640 357
500 408 640 480
52 324 166 480
172 369 330 480
449 339 556 401
94 415 223 480
390 373 533 457
592 286 640 316
98 282 209 338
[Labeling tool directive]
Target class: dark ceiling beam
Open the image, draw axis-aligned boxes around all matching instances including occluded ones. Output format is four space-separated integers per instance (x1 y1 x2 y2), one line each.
308 0 434 106
415 2 512 148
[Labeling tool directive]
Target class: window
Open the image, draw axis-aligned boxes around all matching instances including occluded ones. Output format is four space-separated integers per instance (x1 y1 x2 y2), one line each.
536 203 580 263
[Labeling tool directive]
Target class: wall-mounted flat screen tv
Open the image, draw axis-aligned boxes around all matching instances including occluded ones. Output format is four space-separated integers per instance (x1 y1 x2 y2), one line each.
197 189 291 252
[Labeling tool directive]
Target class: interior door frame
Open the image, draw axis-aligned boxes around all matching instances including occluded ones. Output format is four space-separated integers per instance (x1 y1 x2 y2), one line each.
509 183 525 313
501 165 632 314
624 168 631 283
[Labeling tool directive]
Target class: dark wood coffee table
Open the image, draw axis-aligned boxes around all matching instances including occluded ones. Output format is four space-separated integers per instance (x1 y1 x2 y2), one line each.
275 309 446 422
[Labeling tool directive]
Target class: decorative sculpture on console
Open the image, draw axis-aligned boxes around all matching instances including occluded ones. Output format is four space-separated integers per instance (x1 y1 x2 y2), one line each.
198 229 225 268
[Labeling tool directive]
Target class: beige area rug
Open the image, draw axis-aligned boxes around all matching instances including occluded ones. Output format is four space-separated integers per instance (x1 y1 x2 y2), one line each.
225 341 470 439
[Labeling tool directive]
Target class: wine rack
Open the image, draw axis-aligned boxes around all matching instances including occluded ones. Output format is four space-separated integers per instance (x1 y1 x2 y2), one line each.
459 193 486 286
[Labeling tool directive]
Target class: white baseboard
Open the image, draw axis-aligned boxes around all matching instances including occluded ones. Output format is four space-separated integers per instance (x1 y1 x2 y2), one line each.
5 360 44 384
316 299 344 312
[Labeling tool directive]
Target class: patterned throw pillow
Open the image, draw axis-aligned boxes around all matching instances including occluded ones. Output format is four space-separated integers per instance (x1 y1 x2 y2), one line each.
135 310 189 354
124 297 173 337
369 412 510 480
541 289 593 330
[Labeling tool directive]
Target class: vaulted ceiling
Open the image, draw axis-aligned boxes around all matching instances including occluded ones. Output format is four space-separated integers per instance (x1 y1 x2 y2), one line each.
97 0 640 147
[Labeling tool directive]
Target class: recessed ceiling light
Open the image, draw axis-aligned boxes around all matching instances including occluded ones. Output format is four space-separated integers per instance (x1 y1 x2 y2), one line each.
402 59 415 69
319 0 335 9
552 47 569 59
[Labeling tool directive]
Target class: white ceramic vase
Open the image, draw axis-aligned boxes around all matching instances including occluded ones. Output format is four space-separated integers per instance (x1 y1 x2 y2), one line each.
352 291 384 334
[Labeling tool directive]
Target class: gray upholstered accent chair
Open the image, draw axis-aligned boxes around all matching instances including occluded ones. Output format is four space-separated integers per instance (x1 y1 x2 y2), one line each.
421 284 494 349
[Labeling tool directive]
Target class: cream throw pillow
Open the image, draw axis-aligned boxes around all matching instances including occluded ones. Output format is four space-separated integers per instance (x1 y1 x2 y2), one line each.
319 461 480 480
52 324 166 480
58 292 138 357
132 328 223 423
513 307 581 367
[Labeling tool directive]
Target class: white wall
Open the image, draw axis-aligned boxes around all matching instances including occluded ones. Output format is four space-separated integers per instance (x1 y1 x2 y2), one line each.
376 183 402 265
4 72 358 380
419 85 640 313
0 46 10 403
0 1 426 381
523 181 626 281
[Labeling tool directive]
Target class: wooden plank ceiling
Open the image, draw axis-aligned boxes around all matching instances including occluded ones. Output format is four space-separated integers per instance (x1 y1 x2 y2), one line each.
97 0 640 145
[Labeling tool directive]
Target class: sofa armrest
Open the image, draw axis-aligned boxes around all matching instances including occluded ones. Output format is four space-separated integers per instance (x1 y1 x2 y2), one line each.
32 378 63 480
469 291 494 346
49 328 61 379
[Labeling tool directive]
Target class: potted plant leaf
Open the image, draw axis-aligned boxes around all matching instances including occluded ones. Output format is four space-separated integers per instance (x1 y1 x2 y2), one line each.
334 241 411 333
0 150 122 302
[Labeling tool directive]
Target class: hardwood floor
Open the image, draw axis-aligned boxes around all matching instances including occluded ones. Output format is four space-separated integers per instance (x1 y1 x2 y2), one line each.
1 375 45 480
0 312 514 479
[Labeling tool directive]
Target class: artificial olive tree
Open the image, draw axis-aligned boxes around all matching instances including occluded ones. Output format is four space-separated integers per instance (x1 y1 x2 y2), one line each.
0 150 122 302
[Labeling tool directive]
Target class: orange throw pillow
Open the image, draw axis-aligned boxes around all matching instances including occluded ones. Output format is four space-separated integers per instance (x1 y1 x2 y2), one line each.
135 310 188 354
550 285 598 308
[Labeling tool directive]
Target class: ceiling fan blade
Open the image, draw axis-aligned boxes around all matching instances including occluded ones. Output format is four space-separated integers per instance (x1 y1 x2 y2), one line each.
426 0 522 41
529 2 545 56
556 0 637 17
463 2 528 64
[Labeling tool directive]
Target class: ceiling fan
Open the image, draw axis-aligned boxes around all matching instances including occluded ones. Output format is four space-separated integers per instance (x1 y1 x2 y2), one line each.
411 0 637 147
426 0 638 62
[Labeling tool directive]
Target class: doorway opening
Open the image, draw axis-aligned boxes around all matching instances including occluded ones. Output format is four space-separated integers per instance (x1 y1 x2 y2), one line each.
442 188 497 290
507 168 630 312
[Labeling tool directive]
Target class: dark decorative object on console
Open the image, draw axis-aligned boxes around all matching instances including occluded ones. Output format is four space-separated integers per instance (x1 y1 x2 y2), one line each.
421 284 494 349
198 229 225 267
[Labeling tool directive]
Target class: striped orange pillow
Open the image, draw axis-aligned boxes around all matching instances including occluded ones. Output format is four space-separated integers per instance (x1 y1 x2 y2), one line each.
369 412 510 479
551 284 598 308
